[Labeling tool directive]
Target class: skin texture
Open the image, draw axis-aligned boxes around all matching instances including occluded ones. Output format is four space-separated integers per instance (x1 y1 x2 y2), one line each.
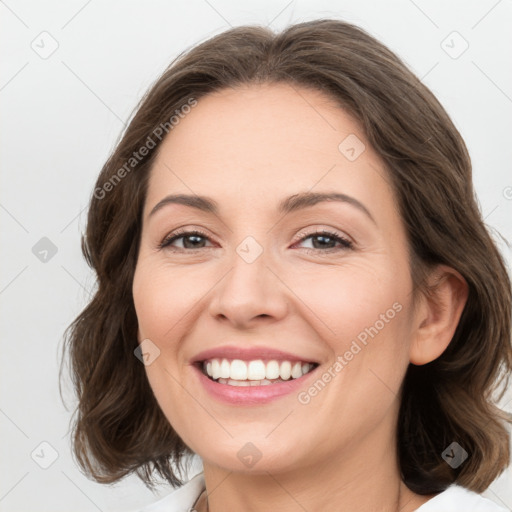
132 83 468 512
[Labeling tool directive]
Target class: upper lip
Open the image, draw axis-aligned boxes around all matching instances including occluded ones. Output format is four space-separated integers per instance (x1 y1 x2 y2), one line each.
191 345 321 364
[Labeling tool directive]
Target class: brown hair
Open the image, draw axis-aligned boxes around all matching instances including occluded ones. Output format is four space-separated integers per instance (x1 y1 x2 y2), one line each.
61 18 512 493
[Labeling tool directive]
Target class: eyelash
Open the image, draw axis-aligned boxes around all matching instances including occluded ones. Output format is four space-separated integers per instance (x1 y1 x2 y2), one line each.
157 228 354 254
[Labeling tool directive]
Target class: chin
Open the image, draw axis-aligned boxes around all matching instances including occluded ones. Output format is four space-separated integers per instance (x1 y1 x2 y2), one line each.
196 439 303 474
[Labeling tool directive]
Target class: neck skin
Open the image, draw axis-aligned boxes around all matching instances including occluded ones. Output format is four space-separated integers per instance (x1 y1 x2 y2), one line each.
195 402 436 512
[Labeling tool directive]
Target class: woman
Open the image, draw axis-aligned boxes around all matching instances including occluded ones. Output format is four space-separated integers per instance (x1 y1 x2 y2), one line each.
63 19 512 511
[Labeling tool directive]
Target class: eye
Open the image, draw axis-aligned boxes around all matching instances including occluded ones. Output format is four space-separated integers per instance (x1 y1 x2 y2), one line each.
158 229 213 251
293 229 353 254
157 228 354 253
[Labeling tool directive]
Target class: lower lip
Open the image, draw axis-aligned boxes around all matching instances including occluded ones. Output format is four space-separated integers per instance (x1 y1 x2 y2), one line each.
193 364 319 405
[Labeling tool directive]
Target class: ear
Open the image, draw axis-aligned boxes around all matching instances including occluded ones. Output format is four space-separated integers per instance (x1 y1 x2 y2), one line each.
409 265 469 365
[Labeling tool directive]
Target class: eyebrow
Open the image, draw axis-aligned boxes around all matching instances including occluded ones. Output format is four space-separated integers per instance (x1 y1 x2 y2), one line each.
148 191 376 224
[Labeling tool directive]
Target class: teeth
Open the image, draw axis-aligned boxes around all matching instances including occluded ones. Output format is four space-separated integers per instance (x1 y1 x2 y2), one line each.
248 360 266 380
227 378 250 386
211 359 220 378
280 361 292 380
230 359 247 380
220 359 231 379
202 358 316 383
265 360 280 380
217 377 288 386
291 362 303 379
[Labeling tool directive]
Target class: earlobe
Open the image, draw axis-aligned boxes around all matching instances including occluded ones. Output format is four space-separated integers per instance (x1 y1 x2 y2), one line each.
409 265 469 365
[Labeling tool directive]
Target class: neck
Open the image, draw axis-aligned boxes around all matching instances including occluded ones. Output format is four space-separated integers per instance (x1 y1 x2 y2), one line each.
198 425 433 512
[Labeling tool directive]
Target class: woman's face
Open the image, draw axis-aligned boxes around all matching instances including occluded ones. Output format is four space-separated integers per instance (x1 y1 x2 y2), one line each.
132 82 420 475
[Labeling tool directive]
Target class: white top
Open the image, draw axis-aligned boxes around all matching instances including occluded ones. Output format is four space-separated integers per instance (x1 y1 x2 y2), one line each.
139 472 510 511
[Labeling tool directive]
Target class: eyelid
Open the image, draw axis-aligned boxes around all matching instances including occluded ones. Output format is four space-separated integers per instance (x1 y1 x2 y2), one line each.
292 228 354 252
293 226 353 245
157 227 213 250
158 225 355 253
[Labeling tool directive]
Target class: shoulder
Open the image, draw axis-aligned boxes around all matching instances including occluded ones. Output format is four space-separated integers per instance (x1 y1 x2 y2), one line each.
415 484 509 512
138 472 205 512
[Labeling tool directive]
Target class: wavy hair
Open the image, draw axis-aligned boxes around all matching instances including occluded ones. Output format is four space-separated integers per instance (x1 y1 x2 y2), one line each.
61 19 512 493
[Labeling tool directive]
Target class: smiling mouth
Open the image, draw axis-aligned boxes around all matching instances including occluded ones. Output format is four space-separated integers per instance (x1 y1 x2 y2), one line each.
196 358 319 386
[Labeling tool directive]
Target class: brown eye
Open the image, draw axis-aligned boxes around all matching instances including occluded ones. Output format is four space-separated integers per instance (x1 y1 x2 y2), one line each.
295 230 353 253
158 229 212 250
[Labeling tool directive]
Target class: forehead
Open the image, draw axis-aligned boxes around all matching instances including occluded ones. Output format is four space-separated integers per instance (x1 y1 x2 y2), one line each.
145 83 395 218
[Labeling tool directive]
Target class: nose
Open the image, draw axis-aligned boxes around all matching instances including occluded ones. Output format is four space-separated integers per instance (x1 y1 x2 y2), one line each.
208 242 289 329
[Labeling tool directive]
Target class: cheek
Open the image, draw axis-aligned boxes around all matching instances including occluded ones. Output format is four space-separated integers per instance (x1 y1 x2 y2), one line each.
132 262 196 430
295 266 411 431
132 260 206 341
293 260 407 339
292 260 413 395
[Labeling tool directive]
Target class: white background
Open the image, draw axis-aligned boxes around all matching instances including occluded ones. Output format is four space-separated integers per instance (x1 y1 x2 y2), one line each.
1 0 511 510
